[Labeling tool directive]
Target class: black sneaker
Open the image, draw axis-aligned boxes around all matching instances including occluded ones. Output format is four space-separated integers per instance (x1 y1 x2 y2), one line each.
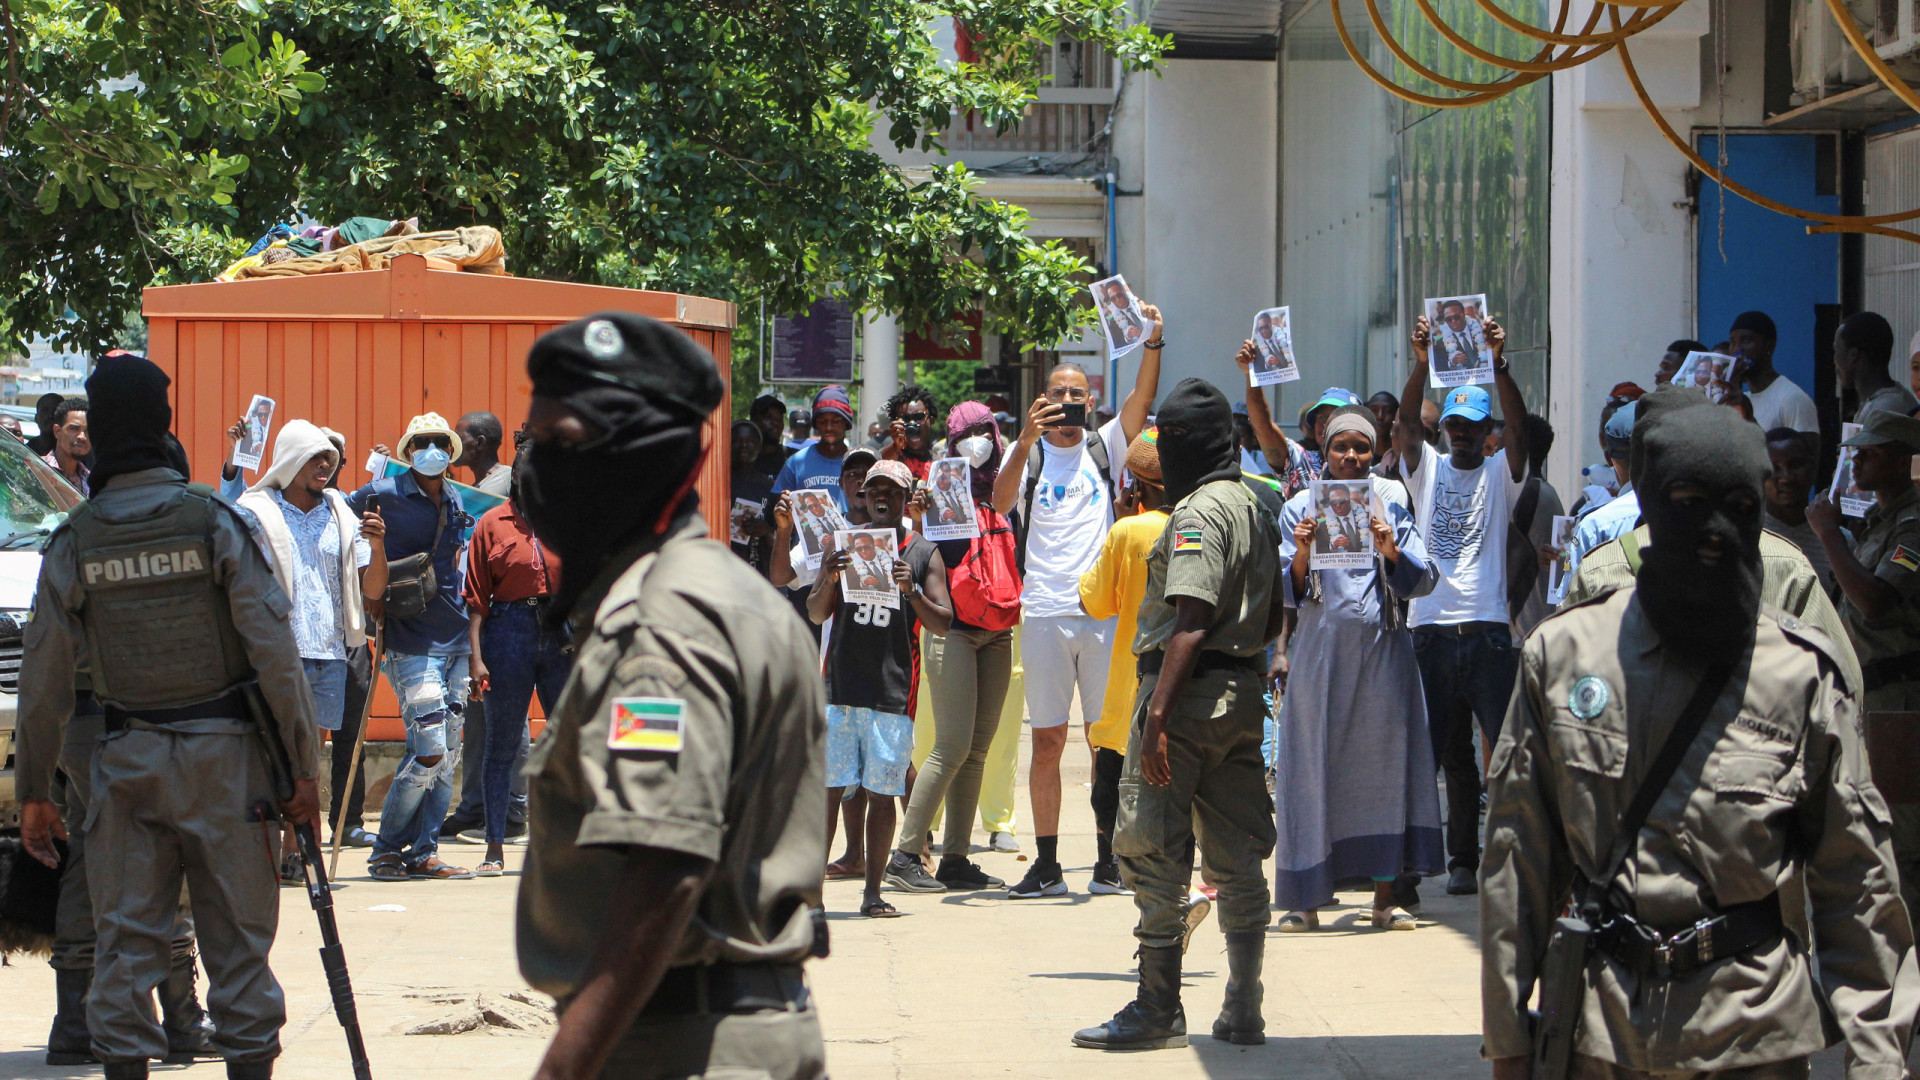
438 814 481 839
1446 866 1478 895
884 852 948 893
1007 861 1067 899
934 858 1005 891
1089 859 1132 895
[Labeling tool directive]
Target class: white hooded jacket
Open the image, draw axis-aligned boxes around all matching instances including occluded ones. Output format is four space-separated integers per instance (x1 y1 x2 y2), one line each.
236 419 367 651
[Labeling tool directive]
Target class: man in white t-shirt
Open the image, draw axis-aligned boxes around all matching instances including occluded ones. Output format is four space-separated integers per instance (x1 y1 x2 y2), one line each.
992 309 1163 900
1393 313 1529 902
1729 309 1821 435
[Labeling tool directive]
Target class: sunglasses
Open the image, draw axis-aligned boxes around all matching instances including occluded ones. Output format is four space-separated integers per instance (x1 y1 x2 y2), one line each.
1044 387 1091 403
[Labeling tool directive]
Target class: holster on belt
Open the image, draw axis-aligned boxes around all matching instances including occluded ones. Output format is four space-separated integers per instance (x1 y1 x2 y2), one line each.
1592 893 1786 980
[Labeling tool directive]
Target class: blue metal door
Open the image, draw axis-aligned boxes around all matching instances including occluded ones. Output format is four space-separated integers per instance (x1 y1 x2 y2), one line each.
1695 133 1840 400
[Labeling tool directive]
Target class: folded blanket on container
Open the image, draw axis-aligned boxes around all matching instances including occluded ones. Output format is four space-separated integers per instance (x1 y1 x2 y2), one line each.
230 226 507 278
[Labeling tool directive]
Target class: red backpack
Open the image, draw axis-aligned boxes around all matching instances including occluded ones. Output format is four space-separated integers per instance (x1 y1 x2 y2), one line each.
948 505 1022 631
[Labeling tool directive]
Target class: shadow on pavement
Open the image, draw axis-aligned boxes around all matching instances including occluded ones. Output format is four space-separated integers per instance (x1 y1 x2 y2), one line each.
1186 1032 1486 1079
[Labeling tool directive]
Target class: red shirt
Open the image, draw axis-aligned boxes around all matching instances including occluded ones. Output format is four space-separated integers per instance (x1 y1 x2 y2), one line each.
464 502 561 607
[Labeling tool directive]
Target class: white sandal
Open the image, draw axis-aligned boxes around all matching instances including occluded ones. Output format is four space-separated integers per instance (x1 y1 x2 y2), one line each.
1275 910 1320 933
1371 906 1417 931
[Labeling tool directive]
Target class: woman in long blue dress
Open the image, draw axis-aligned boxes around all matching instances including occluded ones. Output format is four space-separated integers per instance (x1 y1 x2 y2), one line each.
1273 405 1444 930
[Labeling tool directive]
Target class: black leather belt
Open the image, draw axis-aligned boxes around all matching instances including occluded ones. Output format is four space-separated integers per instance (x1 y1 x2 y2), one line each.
1594 895 1784 979
1418 620 1510 637
1136 650 1265 679
641 963 809 1016
1864 652 1920 693
103 687 249 733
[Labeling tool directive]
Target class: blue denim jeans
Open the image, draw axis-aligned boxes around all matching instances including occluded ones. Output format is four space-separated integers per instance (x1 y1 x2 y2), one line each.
1412 623 1519 872
301 657 349 732
479 603 572 843
373 651 469 865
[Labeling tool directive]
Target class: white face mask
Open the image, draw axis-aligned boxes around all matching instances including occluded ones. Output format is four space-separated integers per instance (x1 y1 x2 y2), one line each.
957 435 993 469
411 445 452 477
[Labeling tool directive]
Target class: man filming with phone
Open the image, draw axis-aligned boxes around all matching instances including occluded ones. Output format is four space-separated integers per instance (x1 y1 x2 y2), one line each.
991 301 1163 900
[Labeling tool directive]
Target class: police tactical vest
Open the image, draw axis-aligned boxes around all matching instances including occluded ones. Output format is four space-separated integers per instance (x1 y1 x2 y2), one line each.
66 483 253 709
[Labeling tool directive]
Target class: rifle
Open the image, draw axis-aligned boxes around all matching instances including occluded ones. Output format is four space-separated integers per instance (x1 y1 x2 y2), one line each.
242 682 374 1080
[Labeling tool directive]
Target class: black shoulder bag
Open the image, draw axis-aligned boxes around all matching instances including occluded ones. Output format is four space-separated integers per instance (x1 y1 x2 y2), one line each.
383 496 448 621
1531 660 1733 1080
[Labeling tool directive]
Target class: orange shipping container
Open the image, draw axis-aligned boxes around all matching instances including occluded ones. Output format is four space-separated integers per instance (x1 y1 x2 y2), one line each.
143 254 735 740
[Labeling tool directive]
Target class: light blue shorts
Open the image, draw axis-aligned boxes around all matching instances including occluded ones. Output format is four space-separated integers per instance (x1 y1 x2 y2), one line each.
825 705 913 796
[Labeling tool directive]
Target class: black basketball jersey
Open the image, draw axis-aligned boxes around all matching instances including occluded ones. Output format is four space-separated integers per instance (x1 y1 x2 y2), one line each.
824 531 935 716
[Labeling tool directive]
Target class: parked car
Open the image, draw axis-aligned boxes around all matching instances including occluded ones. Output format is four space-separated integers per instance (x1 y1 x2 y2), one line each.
0 439 84 824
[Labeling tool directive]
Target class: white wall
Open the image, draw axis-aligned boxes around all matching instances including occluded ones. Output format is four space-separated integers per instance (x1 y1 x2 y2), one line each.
1546 1 1716 494
1115 59 1278 403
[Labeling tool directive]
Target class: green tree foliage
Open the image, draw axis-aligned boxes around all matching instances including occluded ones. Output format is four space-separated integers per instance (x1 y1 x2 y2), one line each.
3 0 1165 355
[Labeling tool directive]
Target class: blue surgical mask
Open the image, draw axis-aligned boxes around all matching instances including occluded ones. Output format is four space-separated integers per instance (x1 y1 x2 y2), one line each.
411 445 451 477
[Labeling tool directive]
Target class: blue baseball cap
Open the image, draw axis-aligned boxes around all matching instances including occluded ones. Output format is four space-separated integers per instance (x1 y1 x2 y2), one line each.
1603 401 1637 441
1438 384 1492 423
1314 387 1360 411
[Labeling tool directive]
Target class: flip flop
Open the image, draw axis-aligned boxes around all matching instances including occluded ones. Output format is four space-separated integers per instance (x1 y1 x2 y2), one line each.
408 857 476 880
367 855 409 882
1275 910 1320 933
860 897 903 919
825 860 864 881
475 861 505 878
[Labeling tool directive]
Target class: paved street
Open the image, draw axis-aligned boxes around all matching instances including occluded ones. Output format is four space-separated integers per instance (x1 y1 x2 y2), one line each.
0 726 1864 1080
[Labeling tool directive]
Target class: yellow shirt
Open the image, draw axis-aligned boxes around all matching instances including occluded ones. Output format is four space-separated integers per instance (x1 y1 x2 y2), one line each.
1078 509 1169 753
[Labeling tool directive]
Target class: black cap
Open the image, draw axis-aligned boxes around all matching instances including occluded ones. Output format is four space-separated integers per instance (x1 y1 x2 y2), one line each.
527 311 722 421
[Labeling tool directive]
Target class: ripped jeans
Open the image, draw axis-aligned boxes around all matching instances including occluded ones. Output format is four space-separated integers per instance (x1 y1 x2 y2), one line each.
372 651 470 867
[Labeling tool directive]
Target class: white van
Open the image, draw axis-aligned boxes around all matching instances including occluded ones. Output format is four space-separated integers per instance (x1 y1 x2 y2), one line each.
0 438 86 825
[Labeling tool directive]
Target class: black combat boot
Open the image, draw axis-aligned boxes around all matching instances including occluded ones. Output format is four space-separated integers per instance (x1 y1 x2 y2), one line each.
1211 930 1266 1045
160 948 219 1062
1070 944 1187 1050
45 966 97 1065
227 1058 274 1080
102 1060 149 1080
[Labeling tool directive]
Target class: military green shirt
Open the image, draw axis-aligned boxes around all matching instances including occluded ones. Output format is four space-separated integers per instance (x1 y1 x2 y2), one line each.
1483 587 1915 1075
517 517 826 1002
1562 524 1861 690
1840 484 1920 674
1134 479 1282 658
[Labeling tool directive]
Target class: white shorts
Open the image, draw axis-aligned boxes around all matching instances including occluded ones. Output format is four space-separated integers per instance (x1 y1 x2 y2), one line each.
1019 614 1116 730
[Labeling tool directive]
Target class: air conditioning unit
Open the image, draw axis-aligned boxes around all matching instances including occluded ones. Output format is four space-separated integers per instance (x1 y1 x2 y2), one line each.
1795 0 1883 99
1873 0 1920 60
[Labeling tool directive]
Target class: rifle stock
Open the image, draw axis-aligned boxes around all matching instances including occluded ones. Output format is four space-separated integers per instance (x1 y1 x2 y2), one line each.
1532 914 1592 1080
243 683 375 1080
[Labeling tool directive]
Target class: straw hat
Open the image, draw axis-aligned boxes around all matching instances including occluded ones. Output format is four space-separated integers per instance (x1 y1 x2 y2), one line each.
397 411 462 463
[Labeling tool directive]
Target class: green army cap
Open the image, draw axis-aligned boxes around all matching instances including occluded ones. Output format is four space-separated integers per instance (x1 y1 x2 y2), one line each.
1842 409 1920 454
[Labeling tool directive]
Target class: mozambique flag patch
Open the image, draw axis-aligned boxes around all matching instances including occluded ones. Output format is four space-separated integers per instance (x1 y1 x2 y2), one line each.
607 697 687 753
1173 527 1204 553
1893 545 1920 573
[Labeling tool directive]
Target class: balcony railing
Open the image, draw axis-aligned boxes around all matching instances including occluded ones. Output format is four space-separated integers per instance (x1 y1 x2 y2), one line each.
947 91 1116 155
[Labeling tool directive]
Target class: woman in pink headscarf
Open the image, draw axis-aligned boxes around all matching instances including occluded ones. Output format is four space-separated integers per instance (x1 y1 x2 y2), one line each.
880 399 1025 892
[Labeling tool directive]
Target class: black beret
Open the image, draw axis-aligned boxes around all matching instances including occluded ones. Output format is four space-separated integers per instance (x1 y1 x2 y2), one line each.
527 311 723 420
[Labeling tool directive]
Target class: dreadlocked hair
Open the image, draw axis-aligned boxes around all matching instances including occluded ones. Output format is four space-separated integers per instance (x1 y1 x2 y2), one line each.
885 384 942 429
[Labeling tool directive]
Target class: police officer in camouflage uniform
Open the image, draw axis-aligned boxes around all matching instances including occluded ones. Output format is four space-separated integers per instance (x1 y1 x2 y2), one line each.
512 313 828 1080
1483 405 1915 1080
1810 407 1920 935
1073 379 1281 1052
17 354 320 1080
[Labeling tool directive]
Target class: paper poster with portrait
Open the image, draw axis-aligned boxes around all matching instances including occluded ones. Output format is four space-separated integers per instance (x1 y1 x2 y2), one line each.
1834 423 1875 518
1546 515 1577 605
1089 274 1150 360
729 498 762 546
1247 306 1301 387
1424 294 1494 388
1674 351 1738 404
1308 480 1376 569
836 528 901 609
792 489 851 569
231 394 275 472
921 459 979 542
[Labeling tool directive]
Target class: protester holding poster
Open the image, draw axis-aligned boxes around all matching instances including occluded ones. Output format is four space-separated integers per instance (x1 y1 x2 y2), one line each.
1274 403 1440 931
809 460 953 918
922 458 979 541
1090 274 1149 357
1308 480 1374 569
232 394 275 471
791 488 851 568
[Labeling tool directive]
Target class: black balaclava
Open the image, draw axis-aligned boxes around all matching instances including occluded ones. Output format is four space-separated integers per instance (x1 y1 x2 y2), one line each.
1155 378 1239 504
517 312 723 622
84 353 176 494
1634 405 1768 664
1627 385 1710 489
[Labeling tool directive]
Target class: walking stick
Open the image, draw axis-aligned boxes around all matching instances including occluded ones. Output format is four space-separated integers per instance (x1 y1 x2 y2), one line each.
330 623 383 880
244 683 375 1080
